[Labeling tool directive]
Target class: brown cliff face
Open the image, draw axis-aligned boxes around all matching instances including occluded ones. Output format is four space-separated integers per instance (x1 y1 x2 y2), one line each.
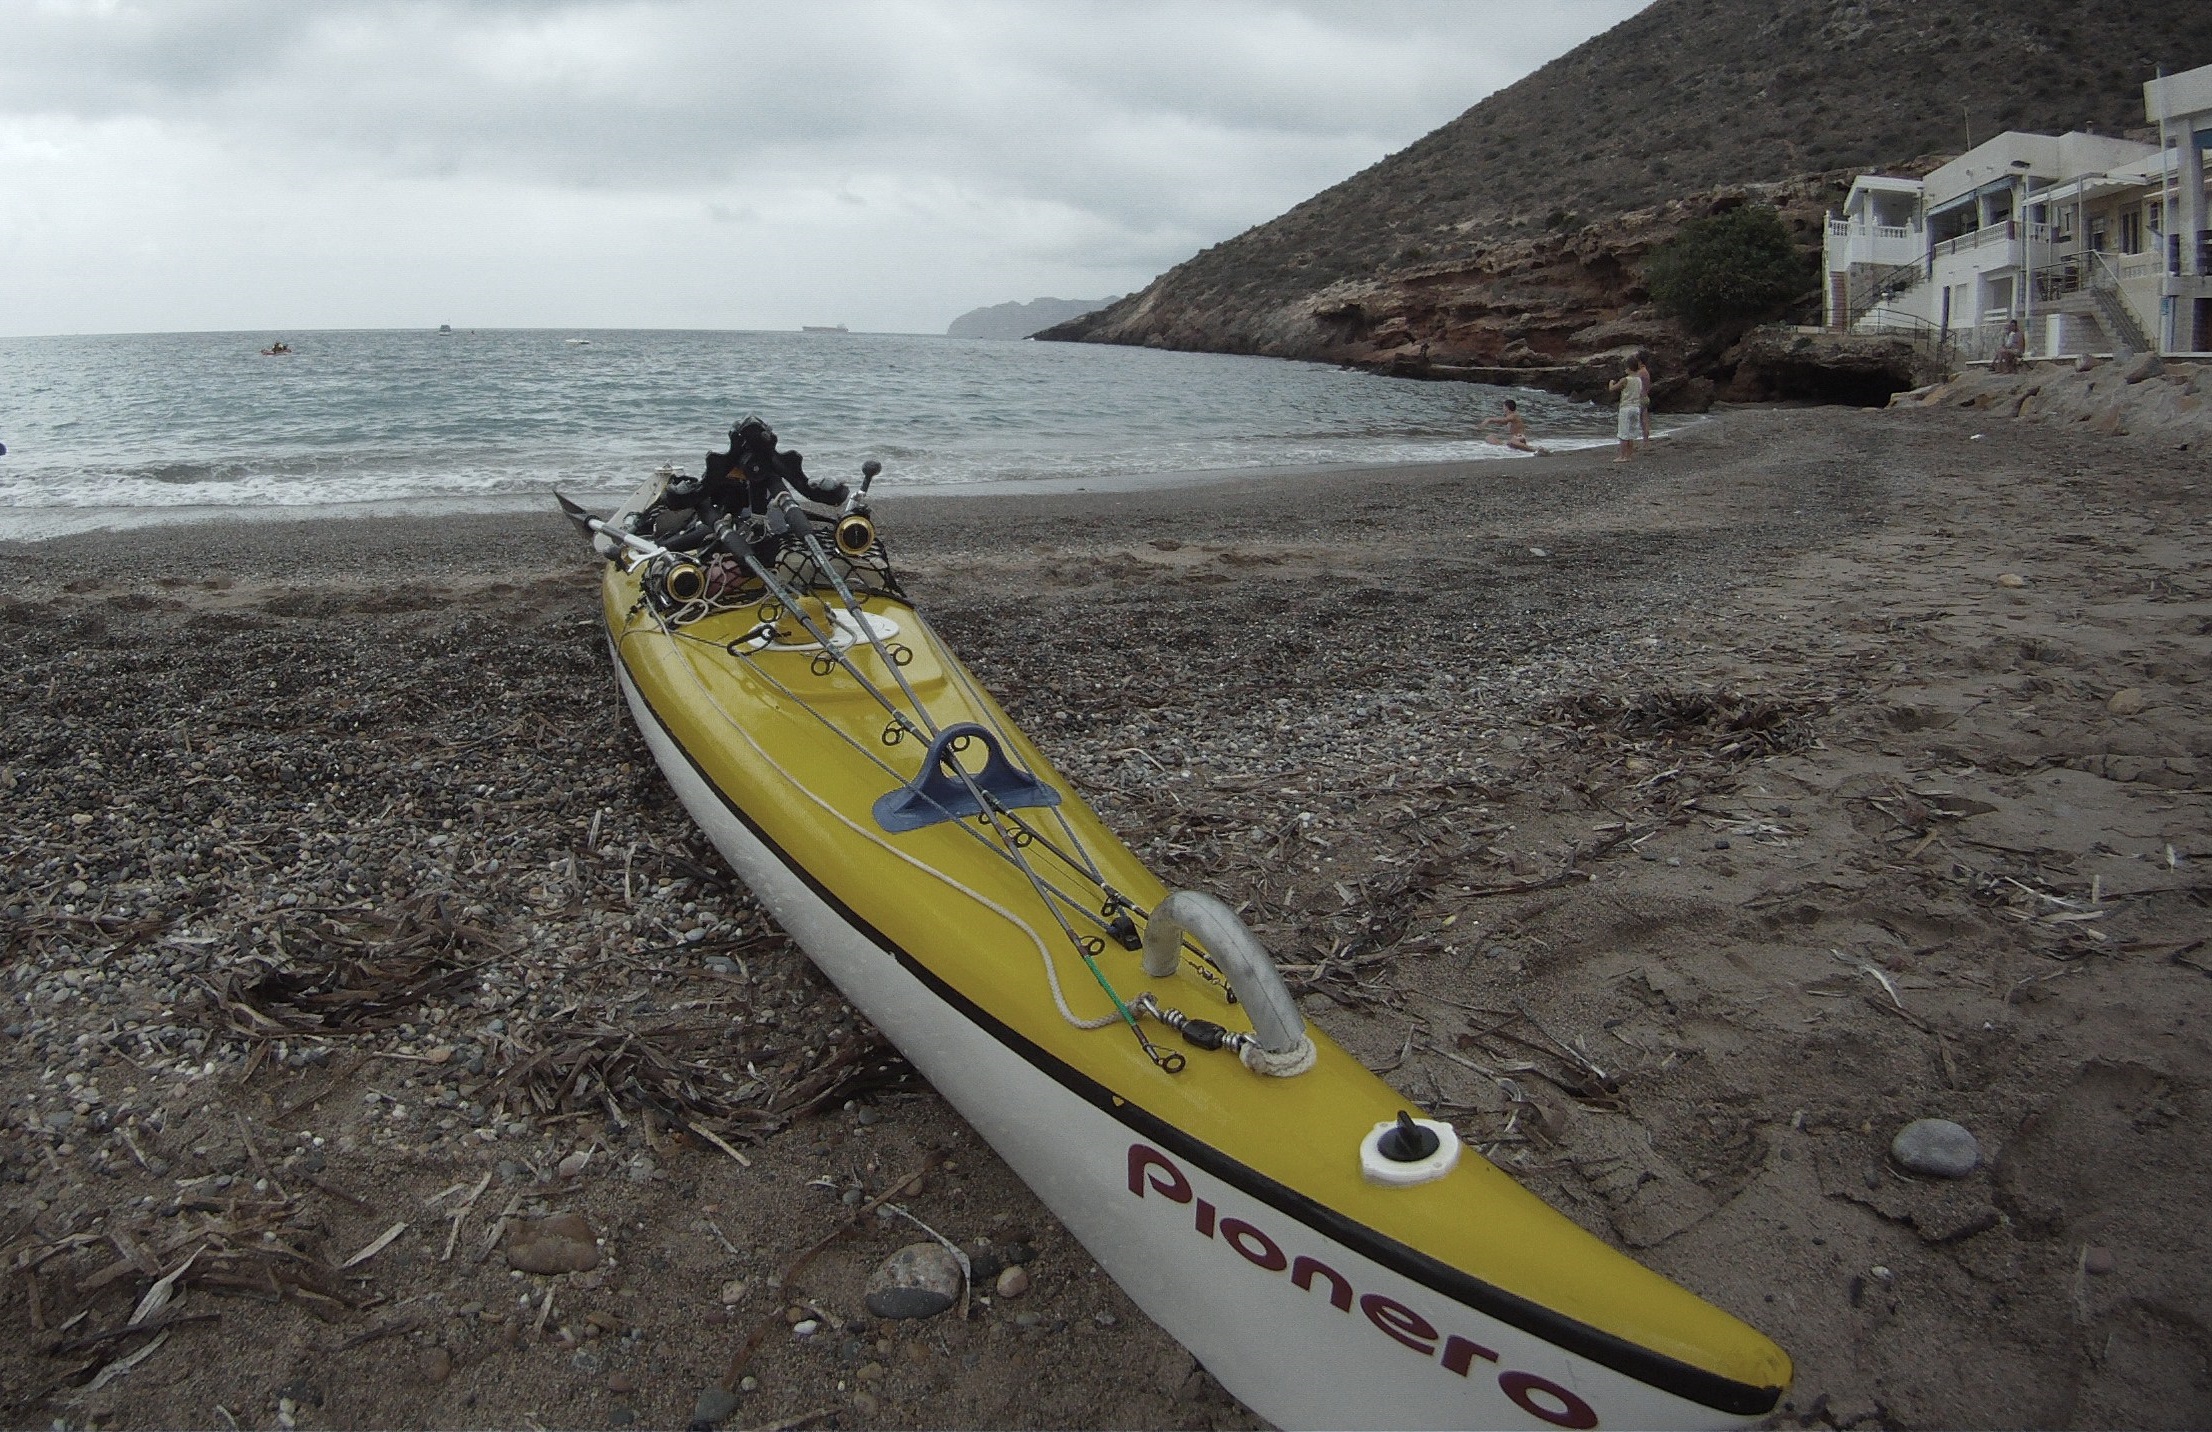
1056 176 1855 409
1040 0 2212 405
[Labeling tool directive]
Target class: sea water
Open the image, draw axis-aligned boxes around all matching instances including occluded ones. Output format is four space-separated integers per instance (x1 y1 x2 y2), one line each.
0 328 1621 539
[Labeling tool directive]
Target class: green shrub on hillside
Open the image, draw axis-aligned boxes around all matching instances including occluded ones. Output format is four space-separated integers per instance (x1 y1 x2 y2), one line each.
1644 205 1810 332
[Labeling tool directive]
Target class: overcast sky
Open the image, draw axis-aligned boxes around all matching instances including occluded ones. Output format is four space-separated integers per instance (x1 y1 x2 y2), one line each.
1 1 1643 337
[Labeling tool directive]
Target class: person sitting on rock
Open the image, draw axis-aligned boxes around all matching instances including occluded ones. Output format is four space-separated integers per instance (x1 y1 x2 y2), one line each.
1995 319 2025 374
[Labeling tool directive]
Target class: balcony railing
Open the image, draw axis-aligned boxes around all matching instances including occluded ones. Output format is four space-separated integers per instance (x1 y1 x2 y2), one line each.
1827 219 1914 240
1826 220 1923 270
1934 221 2017 259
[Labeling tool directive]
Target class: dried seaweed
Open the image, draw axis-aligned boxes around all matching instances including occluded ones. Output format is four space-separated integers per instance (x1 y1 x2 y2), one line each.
495 1006 913 1141
1545 686 1820 758
205 894 511 1039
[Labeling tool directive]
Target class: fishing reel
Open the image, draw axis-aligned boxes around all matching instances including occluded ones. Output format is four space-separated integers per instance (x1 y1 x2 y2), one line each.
833 510 877 558
641 553 710 614
832 460 884 558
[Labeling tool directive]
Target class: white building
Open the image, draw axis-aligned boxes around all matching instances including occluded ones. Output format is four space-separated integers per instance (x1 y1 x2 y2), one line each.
1821 175 1924 330
1922 130 2154 349
1823 58 2212 359
2145 64 2212 354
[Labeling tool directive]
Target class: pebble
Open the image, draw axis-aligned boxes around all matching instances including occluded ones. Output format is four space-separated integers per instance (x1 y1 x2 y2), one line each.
717 1278 747 1305
793 1318 820 1337
557 1150 592 1179
420 1347 452 1384
2106 687 2146 716
609 1409 635 1427
692 1387 740 1427
1890 1118 1980 1178
2084 1245 2115 1276
505 1212 603 1273
1996 573 2028 588
851 1390 880 1416
865 1242 962 1320
607 1373 636 1395
995 1265 1030 1299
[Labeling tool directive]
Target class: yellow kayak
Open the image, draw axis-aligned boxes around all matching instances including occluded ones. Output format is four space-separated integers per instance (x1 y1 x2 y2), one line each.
564 423 1789 1430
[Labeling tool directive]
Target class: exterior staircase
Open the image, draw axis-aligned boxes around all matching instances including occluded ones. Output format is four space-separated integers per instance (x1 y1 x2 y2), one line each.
1843 260 1925 330
2089 283 2150 354
2085 251 2152 354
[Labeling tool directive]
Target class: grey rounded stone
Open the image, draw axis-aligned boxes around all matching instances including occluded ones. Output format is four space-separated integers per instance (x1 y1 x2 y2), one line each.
864 1242 962 1320
691 1387 740 1427
1890 1118 1980 1178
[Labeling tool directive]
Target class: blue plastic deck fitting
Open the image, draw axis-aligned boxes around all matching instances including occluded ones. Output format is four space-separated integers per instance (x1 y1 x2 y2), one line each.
873 722 1063 833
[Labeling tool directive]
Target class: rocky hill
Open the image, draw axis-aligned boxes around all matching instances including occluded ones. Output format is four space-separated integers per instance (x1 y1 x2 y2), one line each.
947 296 1120 340
1042 0 2212 405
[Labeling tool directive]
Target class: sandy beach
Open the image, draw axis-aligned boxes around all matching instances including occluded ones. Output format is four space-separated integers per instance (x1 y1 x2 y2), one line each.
3 397 2208 1429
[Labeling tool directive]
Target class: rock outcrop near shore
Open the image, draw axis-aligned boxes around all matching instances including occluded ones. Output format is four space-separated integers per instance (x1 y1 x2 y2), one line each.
1895 356 2208 446
1042 0 2211 404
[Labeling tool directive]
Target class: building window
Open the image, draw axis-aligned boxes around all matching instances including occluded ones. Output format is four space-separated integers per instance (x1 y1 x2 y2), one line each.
2120 210 2143 255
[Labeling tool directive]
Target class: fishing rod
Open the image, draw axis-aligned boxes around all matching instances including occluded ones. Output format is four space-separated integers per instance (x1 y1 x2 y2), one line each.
762 465 947 740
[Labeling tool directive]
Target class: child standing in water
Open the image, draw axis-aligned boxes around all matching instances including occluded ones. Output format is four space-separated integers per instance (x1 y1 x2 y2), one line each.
1607 358 1645 462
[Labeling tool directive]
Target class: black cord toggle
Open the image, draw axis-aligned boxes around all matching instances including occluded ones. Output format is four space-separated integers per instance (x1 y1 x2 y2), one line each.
1376 1111 1442 1163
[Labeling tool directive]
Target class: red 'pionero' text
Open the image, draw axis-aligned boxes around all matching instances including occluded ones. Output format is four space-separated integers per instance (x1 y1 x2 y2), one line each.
1128 1143 1602 1430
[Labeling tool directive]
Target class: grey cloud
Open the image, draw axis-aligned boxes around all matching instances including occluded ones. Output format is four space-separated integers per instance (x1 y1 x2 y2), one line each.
0 1 1642 333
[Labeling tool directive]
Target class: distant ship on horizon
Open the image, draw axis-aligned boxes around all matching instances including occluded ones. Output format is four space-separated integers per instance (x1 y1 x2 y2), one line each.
801 324 850 334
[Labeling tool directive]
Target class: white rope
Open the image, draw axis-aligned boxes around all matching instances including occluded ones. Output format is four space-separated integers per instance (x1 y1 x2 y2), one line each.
1240 1035 1318 1079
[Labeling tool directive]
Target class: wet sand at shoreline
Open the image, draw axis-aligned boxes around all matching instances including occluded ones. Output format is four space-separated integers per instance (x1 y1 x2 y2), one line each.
3 403 2207 1429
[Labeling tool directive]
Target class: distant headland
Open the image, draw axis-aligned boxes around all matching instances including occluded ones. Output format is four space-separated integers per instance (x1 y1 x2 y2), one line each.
947 296 1121 341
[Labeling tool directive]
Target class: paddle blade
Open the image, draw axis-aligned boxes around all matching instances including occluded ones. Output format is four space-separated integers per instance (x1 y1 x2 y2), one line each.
553 491 601 545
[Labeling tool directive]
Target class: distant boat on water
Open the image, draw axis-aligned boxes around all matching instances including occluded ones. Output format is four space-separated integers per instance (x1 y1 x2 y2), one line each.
564 338 593 346
802 324 849 334
438 324 453 334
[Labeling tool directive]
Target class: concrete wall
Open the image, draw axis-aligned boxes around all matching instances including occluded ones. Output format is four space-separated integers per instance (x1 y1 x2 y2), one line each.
2145 66 2212 126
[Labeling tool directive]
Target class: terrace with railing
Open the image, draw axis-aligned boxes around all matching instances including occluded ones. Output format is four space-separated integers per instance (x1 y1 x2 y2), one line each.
1824 216 1921 268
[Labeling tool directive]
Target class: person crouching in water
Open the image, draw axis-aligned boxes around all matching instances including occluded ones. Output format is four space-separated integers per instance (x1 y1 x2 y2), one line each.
1475 398 1548 455
1607 358 1646 462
